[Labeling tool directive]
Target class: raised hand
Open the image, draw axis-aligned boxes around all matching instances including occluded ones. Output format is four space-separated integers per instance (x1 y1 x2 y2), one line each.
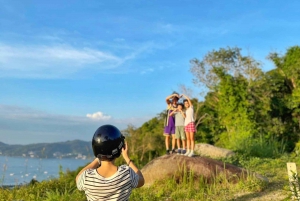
121 141 129 160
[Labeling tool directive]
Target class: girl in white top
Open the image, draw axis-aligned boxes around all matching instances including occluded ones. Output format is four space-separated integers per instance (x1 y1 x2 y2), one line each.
182 94 196 157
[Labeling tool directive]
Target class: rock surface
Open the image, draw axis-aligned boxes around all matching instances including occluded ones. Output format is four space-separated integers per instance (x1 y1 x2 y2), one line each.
141 154 247 186
194 143 235 158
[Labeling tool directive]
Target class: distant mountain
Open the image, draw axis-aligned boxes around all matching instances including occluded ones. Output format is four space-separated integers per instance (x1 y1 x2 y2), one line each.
0 140 93 159
0 142 8 146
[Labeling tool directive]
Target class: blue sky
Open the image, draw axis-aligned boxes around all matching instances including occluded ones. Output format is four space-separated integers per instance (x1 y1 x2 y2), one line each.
0 0 299 144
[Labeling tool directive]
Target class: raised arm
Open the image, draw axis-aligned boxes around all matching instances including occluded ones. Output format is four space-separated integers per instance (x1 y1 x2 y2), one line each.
165 93 179 105
122 142 145 188
181 94 192 107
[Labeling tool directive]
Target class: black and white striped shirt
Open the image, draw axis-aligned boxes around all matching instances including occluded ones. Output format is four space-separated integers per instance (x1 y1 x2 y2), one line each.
76 165 139 201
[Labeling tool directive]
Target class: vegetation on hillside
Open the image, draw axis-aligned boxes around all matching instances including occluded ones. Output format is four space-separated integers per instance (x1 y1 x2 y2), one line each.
122 46 300 167
1 46 300 200
0 140 93 158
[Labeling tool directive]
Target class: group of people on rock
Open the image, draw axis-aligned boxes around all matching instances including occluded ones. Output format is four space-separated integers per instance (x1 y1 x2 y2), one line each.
163 92 196 157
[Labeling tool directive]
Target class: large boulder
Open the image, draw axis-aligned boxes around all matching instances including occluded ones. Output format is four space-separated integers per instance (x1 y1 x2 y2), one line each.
141 154 251 186
194 143 235 158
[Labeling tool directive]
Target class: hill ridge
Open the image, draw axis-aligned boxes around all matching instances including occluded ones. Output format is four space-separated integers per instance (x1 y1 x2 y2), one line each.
0 140 92 159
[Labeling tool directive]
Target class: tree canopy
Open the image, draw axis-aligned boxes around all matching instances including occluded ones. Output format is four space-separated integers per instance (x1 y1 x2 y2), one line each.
123 45 300 166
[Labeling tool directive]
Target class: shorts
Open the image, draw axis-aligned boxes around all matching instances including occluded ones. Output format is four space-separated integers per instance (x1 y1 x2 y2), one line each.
185 122 196 133
175 126 186 140
164 125 175 135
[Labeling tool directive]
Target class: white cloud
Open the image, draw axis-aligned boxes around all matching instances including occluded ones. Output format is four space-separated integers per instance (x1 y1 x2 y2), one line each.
0 104 150 144
0 44 120 66
0 43 122 78
0 40 163 78
86 111 111 120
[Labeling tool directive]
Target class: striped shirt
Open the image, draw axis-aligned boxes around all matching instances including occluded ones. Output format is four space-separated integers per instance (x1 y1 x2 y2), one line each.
76 165 139 201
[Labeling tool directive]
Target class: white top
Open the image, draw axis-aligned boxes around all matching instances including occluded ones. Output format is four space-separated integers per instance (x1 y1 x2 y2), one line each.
76 165 139 201
184 106 194 126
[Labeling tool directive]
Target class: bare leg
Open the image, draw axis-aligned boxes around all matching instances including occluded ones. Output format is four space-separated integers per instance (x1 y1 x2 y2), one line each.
176 139 181 149
190 132 195 150
171 134 176 150
182 139 186 150
165 135 170 150
186 132 191 150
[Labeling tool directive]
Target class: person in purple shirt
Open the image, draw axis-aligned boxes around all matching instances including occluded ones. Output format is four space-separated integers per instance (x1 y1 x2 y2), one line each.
163 92 179 155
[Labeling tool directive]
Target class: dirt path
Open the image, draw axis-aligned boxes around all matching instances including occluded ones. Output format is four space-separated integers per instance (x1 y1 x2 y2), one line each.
232 181 289 201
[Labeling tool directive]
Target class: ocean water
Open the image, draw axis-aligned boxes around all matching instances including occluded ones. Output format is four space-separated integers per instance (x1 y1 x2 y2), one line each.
0 156 90 186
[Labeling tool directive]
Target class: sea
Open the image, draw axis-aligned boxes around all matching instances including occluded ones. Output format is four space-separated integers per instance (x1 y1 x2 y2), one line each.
0 155 90 186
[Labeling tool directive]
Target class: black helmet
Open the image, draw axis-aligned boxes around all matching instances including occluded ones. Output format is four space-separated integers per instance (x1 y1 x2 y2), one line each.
92 124 125 160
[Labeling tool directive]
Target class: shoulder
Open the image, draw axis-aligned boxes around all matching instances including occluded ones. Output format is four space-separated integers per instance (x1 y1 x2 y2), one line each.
119 165 140 188
85 168 97 175
119 165 137 176
118 165 132 174
119 165 130 171
118 165 138 180
79 169 96 179
76 169 97 190
187 106 194 110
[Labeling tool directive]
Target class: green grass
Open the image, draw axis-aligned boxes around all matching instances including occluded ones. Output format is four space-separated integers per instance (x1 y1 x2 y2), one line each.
130 165 266 201
1 154 299 201
0 169 86 201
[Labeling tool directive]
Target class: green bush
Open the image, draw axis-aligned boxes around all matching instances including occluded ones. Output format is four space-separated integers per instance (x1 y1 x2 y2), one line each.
236 135 286 158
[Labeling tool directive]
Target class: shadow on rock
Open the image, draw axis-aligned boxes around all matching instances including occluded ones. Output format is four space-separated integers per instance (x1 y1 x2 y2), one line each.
141 154 267 186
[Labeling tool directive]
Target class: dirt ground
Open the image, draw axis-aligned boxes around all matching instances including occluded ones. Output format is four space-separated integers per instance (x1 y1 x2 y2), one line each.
232 181 290 201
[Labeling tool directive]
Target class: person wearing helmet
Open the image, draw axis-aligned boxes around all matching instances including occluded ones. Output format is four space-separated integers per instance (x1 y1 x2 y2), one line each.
76 124 145 201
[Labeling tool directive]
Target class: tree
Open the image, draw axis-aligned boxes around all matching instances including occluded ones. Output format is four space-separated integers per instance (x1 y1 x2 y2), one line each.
190 47 262 91
268 46 300 150
121 114 166 166
190 47 271 151
213 67 256 149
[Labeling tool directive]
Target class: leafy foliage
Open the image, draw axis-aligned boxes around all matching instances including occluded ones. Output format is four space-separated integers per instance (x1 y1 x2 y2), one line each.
190 46 300 153
121 114 166 167
114 46 300 162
